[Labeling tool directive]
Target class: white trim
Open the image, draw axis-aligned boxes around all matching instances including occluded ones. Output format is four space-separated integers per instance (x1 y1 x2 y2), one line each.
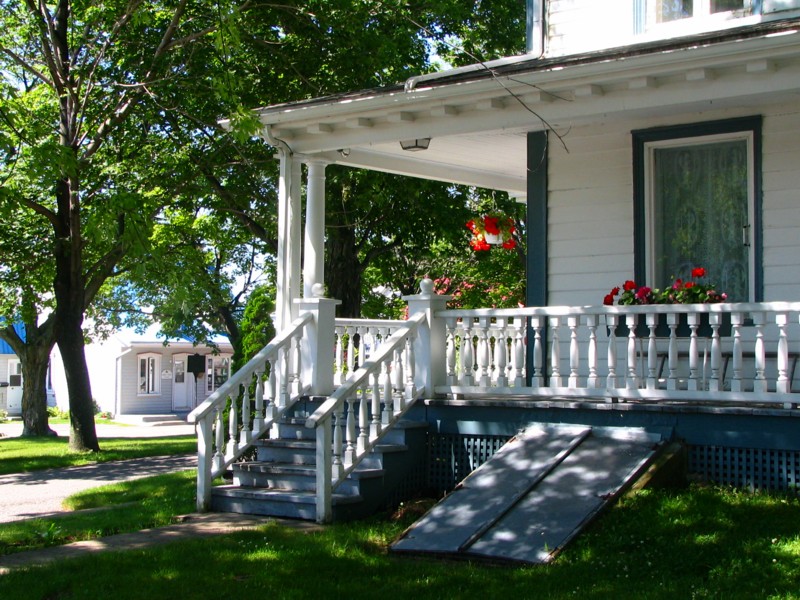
137 352 162 396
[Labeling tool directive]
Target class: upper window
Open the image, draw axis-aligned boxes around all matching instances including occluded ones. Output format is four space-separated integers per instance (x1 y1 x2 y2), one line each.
653 0 749 22
138 353 161 395
633 117 762 302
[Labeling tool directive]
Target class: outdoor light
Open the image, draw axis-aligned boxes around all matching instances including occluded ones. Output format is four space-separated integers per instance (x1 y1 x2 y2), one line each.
399 138 431 151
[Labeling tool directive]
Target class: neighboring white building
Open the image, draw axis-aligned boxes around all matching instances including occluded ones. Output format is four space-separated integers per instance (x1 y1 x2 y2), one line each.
49 325 233 418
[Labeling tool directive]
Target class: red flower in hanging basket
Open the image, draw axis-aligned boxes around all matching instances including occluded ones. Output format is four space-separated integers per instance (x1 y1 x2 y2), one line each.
465 212 517 251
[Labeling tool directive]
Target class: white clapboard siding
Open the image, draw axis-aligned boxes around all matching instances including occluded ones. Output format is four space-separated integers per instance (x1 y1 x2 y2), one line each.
546 0 634 57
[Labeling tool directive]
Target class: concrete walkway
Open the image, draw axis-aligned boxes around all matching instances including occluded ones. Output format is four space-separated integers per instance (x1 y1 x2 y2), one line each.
0 418 314 573
0 512 320 574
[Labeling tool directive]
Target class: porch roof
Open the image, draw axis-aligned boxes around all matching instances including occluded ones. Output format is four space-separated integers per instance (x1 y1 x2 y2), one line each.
249 18 800 198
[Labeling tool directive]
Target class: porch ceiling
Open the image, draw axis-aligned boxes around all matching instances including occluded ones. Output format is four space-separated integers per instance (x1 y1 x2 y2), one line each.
253 23 800 198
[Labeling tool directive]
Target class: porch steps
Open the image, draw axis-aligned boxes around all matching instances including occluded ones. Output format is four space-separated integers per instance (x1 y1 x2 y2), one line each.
391 424 667 564
210 397 428 521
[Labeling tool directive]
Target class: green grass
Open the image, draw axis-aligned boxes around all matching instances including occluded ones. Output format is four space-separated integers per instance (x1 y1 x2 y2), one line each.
1 485 799 599
0 435 196 475
0 471 198 556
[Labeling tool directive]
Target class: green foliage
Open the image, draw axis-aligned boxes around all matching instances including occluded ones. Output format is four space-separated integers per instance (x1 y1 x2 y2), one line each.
236 284 276 371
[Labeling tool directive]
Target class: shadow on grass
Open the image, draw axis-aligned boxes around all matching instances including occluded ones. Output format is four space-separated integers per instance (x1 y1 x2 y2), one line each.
2 486 799 599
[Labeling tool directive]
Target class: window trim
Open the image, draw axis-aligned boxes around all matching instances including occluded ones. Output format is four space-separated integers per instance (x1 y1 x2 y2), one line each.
205 354 232 395
632 116 763 301
137 352 162 396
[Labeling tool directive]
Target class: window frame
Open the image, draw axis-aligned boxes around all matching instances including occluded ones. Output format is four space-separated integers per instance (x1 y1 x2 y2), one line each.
632 116 763 302
205 355 231 395
137 352 162 396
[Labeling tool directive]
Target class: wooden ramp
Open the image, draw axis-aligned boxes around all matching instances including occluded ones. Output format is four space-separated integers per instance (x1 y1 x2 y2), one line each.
391 424 664 564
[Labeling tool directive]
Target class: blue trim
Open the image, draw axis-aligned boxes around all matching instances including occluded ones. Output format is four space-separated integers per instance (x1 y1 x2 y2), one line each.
526 131 548 383
632 116 763 301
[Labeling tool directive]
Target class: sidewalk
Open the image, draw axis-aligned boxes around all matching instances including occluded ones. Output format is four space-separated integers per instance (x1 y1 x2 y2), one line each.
0 512 322 574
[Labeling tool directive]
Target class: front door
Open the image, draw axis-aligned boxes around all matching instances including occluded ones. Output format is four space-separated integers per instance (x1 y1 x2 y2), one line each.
7 359 22 415
172 354 191 411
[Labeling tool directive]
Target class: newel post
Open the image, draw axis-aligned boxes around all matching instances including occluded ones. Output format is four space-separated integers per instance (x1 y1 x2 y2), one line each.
403 279 451 396
296 285 341 396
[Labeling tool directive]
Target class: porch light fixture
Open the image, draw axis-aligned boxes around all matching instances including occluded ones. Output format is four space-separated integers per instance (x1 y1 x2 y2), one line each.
399 138 431 151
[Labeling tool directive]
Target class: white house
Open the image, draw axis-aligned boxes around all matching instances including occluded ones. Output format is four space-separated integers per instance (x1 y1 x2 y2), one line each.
47 325 233 418
189 1 800 526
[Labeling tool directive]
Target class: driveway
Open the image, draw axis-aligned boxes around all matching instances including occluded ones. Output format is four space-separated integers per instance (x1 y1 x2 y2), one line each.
0 420 197 524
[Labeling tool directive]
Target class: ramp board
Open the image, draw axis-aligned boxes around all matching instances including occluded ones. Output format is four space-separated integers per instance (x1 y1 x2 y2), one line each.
392 425 661 564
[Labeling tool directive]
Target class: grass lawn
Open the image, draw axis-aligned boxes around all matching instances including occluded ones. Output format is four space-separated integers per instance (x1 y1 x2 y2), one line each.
0 435 196 475
1 483 799 599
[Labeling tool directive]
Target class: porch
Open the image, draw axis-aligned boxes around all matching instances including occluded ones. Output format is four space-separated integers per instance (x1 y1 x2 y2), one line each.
187 281 800 525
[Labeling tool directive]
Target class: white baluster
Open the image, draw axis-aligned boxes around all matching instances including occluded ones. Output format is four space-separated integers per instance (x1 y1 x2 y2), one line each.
445 318 457 385
358 387 369 455
278 347 289 408
687 312 700 391
477 317 491 387
646 313 658 389
265 357 277 422
334 326 345 385
776 312 790 394
753 312 767 393
568 316 580 388
708 313 722 392
370 371 382 439
495 324 509 387
730 312 743 392
253 367 265 435
345 397 357 466
346 327 356 378
461 319 474 386
550 316 562 387
393 347 405 411
226 390 238 461
381 357 393 424
239 383 250 448
292 331 302 395
584 315 597 389
626 313 639 390
213 407 225 473
667 313 679 391
332 405 344 480
606 314 618 390
531 316 544 387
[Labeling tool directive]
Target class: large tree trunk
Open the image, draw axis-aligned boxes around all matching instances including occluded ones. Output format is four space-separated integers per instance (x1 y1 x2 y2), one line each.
56 316 99 452
326 225 362 318
1 323 57 437
20 337 56 437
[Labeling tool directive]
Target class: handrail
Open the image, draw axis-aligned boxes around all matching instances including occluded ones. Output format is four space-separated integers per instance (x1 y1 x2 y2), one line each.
188 313 312 424
306 312 426 429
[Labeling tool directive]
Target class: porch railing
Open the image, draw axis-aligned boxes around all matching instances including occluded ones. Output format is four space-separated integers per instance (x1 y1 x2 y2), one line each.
306 311 427 523
438 303 800 408
187 313 312 511
333 318 407 384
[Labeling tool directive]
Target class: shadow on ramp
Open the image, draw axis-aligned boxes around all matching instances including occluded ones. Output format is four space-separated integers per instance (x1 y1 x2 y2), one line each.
391 424 667 564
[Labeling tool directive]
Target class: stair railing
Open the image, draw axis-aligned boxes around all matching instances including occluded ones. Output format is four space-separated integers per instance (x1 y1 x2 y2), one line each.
188 313 312 511
306 311 427 523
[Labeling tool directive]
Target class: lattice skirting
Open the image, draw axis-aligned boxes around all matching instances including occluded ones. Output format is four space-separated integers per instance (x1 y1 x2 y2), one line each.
426 432 800 495
688 445 800 493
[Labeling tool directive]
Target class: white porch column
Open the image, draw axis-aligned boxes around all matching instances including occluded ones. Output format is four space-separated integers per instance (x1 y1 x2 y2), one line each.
276 149 303 331
403 279 451 396
304 160 327 298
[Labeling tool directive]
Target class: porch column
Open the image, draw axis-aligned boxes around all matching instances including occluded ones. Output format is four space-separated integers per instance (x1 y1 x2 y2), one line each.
276 149 303 331
404 279 451 396
304 160 327 298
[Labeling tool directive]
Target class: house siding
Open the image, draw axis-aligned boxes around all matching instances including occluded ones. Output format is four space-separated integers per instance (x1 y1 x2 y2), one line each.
546 101 800 306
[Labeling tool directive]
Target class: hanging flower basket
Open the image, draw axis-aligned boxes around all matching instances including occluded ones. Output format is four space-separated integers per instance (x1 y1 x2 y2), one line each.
465 214 517 251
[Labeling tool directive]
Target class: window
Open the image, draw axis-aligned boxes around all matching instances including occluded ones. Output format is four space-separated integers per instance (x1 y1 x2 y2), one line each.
633 117 762 302
651 0 750 22
206 356 231 393
8 360 21 387
138 353 161 395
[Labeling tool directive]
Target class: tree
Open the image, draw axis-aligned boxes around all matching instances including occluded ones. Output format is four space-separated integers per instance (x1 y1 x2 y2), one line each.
0 0 248 450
